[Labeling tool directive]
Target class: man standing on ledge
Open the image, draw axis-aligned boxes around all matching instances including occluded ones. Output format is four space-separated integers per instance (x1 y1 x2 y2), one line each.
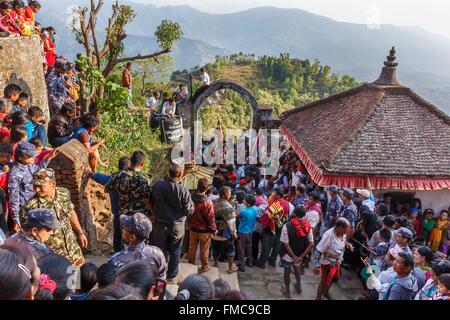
20 168 87 267
122 62 133 108
151 160 194 283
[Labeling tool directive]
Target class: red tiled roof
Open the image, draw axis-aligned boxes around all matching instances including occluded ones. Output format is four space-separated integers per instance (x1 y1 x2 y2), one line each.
280 84 450 179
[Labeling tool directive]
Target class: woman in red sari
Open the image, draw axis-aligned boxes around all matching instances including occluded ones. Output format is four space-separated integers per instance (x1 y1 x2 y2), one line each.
42 29 56 66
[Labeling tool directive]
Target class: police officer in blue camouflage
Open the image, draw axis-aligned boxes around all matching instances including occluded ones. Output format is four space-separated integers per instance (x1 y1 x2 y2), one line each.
340 188 358 231
8 141 57 231
108 213 167 281
9 208 61 259
320 185 344 236
46 59 70 115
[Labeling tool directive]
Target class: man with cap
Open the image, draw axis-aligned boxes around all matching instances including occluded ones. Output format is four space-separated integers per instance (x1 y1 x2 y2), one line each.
47 102 77 147
356 189 375 211
108 213 167 281
8 141 58 232
151 158 194 283
320 185 344 237
19 168 87 267
46 59 70 115
105 150 152 216
380 227 413 272
9 208 61 259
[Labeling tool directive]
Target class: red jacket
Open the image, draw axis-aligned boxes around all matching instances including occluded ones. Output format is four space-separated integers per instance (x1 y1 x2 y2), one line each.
188 192 217 233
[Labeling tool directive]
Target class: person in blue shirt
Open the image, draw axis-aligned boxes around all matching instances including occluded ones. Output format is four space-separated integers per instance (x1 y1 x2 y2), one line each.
236 194 258 272
28 106 47 146
89 156 130 253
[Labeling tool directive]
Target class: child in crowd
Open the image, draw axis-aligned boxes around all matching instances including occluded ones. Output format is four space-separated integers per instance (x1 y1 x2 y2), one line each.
236 194 258 272
416 260 450 300
433 274 450 300
29 137 52 165
70 262 98 300
428 210 449 252
381 227 413 271
10 127 28 161
12 92 28 113
235 191 246 215
2 84 21 114
28 106 47 145
0 143 14 173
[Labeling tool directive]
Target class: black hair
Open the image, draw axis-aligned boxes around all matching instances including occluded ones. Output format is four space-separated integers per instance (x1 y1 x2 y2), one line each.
383 215 396 228
255 188 264 196
0 2 13 10
28 106 44 118
118 157 131 171
272 187 284 198
130 150 146 167
219 185 231 198
212 278 231 300
80 262 98 293
60 103 75 114
0 240 38 300
0 143 13 155
29 137 43 147
293 205 307 218
438 274 450 290
236 191 245 204
379 228 392 242
80 113 99 130
29 1 41 9
376 203 389 216
89 283 142 300
308 191 320 202
216 290 247 300
432 260 450 277
416 246 434 266
176 274 213 300
37 254 74 300
18 92 28 101
116 260 157 298
12 0 25 8
96 263 117 289
3 84 21 98
397 252 415 270
10 127 28 144
197 178 210 193
423 209 435 217
11 111 29 127
244 194 256 207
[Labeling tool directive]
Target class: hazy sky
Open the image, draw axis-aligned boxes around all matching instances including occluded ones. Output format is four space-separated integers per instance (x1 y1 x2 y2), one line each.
132 0 450 39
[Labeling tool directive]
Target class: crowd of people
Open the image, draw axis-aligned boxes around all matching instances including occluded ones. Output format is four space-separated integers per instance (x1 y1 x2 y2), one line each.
1 0 449 302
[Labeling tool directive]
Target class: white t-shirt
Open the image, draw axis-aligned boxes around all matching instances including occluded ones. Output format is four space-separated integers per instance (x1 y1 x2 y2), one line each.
258 178 269 191
362 199 375 211
316 228 346 265
280 220 314 262
161 101 176 116
291 171 302 187
175 87 189 100
146 96 160 111
305 210 320 229
200 72 211 85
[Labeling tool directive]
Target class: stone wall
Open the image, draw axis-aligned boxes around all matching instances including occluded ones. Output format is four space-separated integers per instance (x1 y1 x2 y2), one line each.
48 140 113 255
0 36 50 120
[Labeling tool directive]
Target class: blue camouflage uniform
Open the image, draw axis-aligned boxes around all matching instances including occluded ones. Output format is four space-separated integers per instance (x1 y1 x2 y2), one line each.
341 201 358 229
46 70 69 113
8 142 49 225
9 232 55 259
324 195 344 230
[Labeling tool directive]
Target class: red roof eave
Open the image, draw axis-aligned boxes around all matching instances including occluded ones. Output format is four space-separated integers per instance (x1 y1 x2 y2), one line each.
280 125 450 191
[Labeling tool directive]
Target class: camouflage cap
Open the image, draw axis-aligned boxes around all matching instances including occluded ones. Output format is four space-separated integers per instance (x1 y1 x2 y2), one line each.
32 168 56 185
25 208 62 230
120 213 152 239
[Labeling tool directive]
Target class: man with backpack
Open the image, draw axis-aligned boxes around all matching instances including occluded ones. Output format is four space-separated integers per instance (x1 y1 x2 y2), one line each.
280 206 314 298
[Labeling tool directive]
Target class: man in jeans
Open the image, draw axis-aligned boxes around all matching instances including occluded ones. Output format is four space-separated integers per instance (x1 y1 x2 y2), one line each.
151 161 194 283
236 194 258 272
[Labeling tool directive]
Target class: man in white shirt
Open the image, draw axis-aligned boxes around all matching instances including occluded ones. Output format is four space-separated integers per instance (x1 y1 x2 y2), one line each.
161 98 177 118
146 91 160 111
199 68 211 86
357 189 375 211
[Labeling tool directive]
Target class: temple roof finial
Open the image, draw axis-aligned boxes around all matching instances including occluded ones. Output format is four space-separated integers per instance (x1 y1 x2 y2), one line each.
373 46 400 86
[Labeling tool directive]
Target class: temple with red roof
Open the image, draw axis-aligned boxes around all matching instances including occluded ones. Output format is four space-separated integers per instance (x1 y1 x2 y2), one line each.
280 47 450 208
